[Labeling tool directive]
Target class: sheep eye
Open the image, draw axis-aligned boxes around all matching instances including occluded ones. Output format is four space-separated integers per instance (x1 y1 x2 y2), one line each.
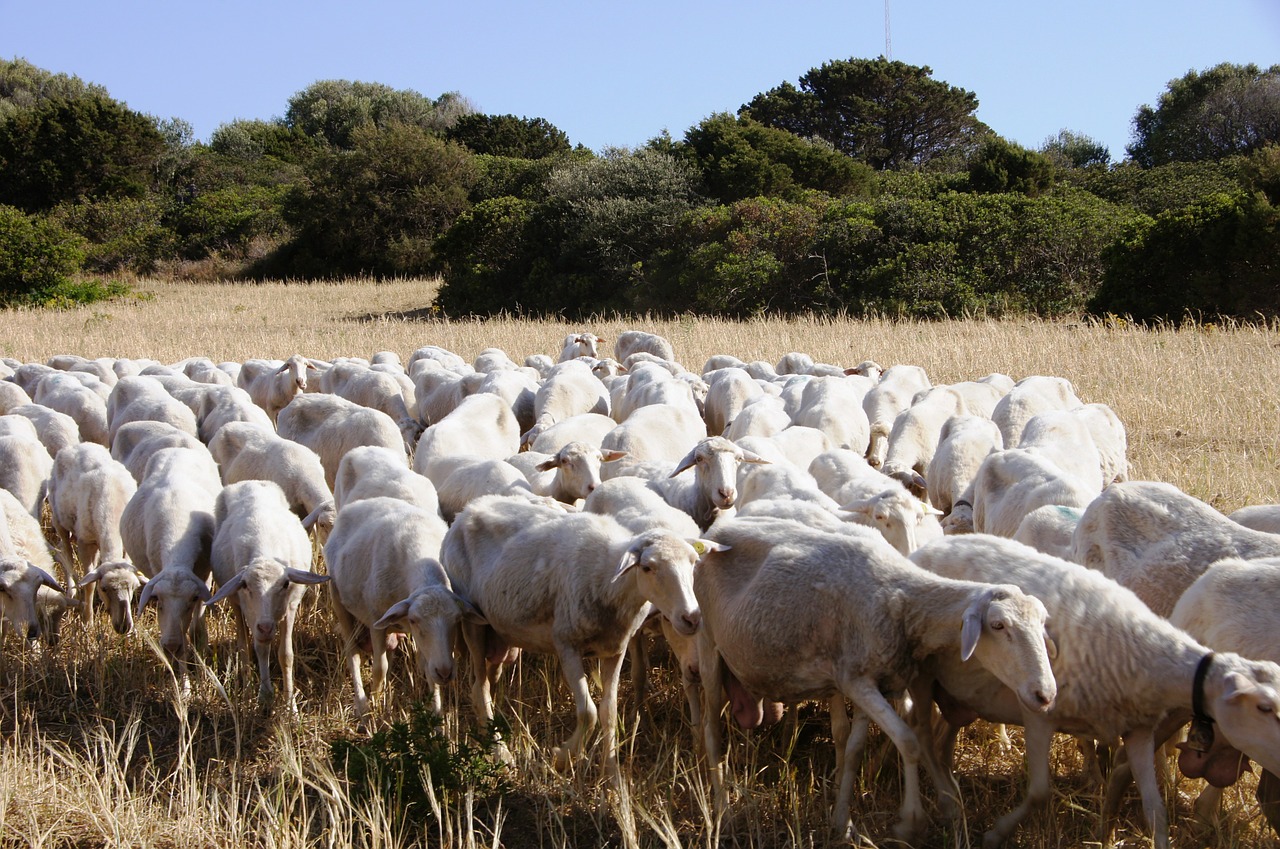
1260 703 1275 714
641 564 653 573
990 621 1005 631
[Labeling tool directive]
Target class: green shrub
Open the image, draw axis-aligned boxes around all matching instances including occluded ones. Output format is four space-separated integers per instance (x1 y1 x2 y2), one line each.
173 185 287 259
968 137 1055 196
0 204 87 305
50 195 174 272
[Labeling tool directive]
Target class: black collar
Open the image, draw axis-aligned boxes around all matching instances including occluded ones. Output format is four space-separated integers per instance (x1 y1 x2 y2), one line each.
1193 652 1215 725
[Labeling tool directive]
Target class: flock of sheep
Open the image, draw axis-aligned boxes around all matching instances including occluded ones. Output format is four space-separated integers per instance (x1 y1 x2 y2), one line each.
0 328 1278 848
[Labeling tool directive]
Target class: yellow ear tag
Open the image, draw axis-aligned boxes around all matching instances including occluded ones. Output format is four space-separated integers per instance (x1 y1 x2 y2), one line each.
692 540 707 555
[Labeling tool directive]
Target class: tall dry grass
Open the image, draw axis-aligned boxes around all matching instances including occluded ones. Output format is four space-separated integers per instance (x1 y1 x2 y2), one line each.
0 276 1276 848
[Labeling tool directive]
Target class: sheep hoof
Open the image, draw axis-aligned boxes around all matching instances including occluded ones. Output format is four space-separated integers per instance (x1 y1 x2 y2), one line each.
891 813 925 846
551 745 576 773
981 829 1007 849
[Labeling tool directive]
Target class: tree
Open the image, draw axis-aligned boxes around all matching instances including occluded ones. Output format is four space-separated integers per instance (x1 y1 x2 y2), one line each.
0 204 86 304
1128 63 1280 167
446 113 571 159
0 94 166 212
742 57 987 170
284 80 474 149
969 137 1055 196
674 113 874 203
0 58 108 122
1041 129 1110 169
280 121 477 277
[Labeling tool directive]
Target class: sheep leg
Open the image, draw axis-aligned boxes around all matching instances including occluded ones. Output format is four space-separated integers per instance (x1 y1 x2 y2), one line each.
277 606 297 714
254 627 274 710
986 714 1053 849
697 631 730 820
330 595 369 721
1122 727 1169 849
74 540 98 622
368 627 390 705
598 651 626 783
907 679 962 820
842 676 925 845
462 620 511 762
552 643 597 773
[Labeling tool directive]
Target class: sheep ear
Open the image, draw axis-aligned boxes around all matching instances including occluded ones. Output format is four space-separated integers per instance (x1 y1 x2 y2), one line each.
32 565 64 594
737 449 771 466
615 546 643 582
285 568 330 586
136 578 157 614
373 598 413 631
922 502 945 517
688 539 730 557
670 446 699 477
301 501 333 531
535 457 560 472
207 572 245 606
960 596 986 662
601 449 628 463
78 568 103 588
841 499 874 518
1221 672 1261 704
1044 629 1059 660
451 591 487 624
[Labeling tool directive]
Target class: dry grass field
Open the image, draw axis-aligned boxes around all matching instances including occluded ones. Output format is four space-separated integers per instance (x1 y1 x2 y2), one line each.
0 276 1277 848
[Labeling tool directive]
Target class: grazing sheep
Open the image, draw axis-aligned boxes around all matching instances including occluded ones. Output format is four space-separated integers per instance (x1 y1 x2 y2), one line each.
527 412 617 454
613 362 696 423
7 403 82 459
734 426 833 472
790 376 872 454
0 487 77 646
522 359 610 446
432 457 542 522
474 368 539 436
614 330 675 364
442 495 715 793
0 431 53 519
408 345 470 377
697 517 1055 844
723 394 791 441
1228 504 1280 534
600 402 707 471
656 436 770 530
333 445 440 515
237 355 319 423
863 364 932 468
207 422 336 539
325 496 471 719
47 443 138 626
106 376 199 444
703 368 764 439
968 448 1097 539
807 448 941 554
190 385 272 444
111 420 208 484
0 382 33 414
321 360 424 454
277 394 407 490
0 415 39 441
207 481 329 712
124 448 222 686
910 534 1280 849
32 371 110 446
991 375 1082 448
557 332 603 362
1072 480 1280 617
413 365 481 427
413 392 522 482
880 386 969 496
1011 504 1083 560
926 415 1003 517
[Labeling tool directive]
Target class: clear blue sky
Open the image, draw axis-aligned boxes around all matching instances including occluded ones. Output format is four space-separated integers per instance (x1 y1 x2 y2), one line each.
6 0 1279 162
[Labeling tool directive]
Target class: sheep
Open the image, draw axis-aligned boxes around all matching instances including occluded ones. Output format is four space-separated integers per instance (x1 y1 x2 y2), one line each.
207 422 336 539
880 386 969 497
111 420 208 483
625 436 762 530
277 393 407 490
523 353 556 378
7 403 82 459
600 402 707 472
991 375 1082 448
0 487 78 647
432 458 543 522
931 376 1011 419
333 445 439 515
703 368 763 438
846 360 883 381
909 534 1280 849
790 376 872 454
1011 504 1083 560
413 392 522 482
46 443 138 626
320 360 424 454
734 426 832 472
805 448 941 554
442 494 715 795
0 431 53 519
1168 557 1280 832
960 448 1097 539
0 415 39 441
106 376 199 444
527 412 617 454
614 330 675 364
613 362 694 423
1075 402 1130 487
325 496 472 719
1229 504 1280 534
1072 480 1280 618
32 371 110 446
557 332 603 362
1015 408 1106 493
408 345 470 376
775 351 815 375
722 394 791 441
696 516 1056 844
207 481 329 712
520 441 626 505
474 368 539 436
189 384 272 444
237 355 319 423
862 364 932 468
471 347 520 374
124 447 222 685
926 414 1003 517
522 359 610 446
0 382 32 414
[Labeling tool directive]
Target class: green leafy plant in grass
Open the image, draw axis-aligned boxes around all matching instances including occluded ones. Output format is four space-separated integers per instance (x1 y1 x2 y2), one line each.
330 702 509 827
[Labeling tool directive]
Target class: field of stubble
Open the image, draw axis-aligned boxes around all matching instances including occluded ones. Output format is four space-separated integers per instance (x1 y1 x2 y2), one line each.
0 276 1277 849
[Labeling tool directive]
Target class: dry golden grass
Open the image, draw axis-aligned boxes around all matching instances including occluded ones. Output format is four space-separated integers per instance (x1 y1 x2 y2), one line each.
0 276 1276 848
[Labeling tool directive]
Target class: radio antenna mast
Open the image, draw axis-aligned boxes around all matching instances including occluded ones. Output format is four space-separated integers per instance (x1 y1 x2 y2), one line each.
885 0 892 59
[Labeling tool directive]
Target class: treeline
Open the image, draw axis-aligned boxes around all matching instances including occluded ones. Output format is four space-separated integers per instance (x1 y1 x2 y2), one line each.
1 56 1278 321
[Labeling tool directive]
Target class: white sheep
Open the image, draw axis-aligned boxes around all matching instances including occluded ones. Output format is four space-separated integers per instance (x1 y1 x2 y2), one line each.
431 457 543 522
909 533 1280 849
1072 480 1280 618
413 364 481 427
7 403 81 458
734 426 832 472
408 345 470 376
655 436 770 530
106 376 199 444
790 375 872 454
519 441 626 505
723 394 791 441
474 368 539 436
32 371 110 446
320 360 424 454
1011 504 1083 560
991 375 1082 448
926 414 1003 517
557 332 603 362
207 480 329 711
413 392 522 482
125 447 222 685
527 412 617 454
277 393 408 490
237 355 319 423
599 402 707 472
325 496 473 719
703 368 764 438
46 442 138 628
442 494 715 792
965 448 1097 539
0 487 77 647
880 386 969 496
1228 504 1280 534
333 445 440 515
807 448 942 554
614 330 675 364
863 364 932 468
191 384 272 444
0 431 53 519
111 420 208 484
207 422 337 539
522 359 610 446
0 382 32 414
697 516 1055 844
